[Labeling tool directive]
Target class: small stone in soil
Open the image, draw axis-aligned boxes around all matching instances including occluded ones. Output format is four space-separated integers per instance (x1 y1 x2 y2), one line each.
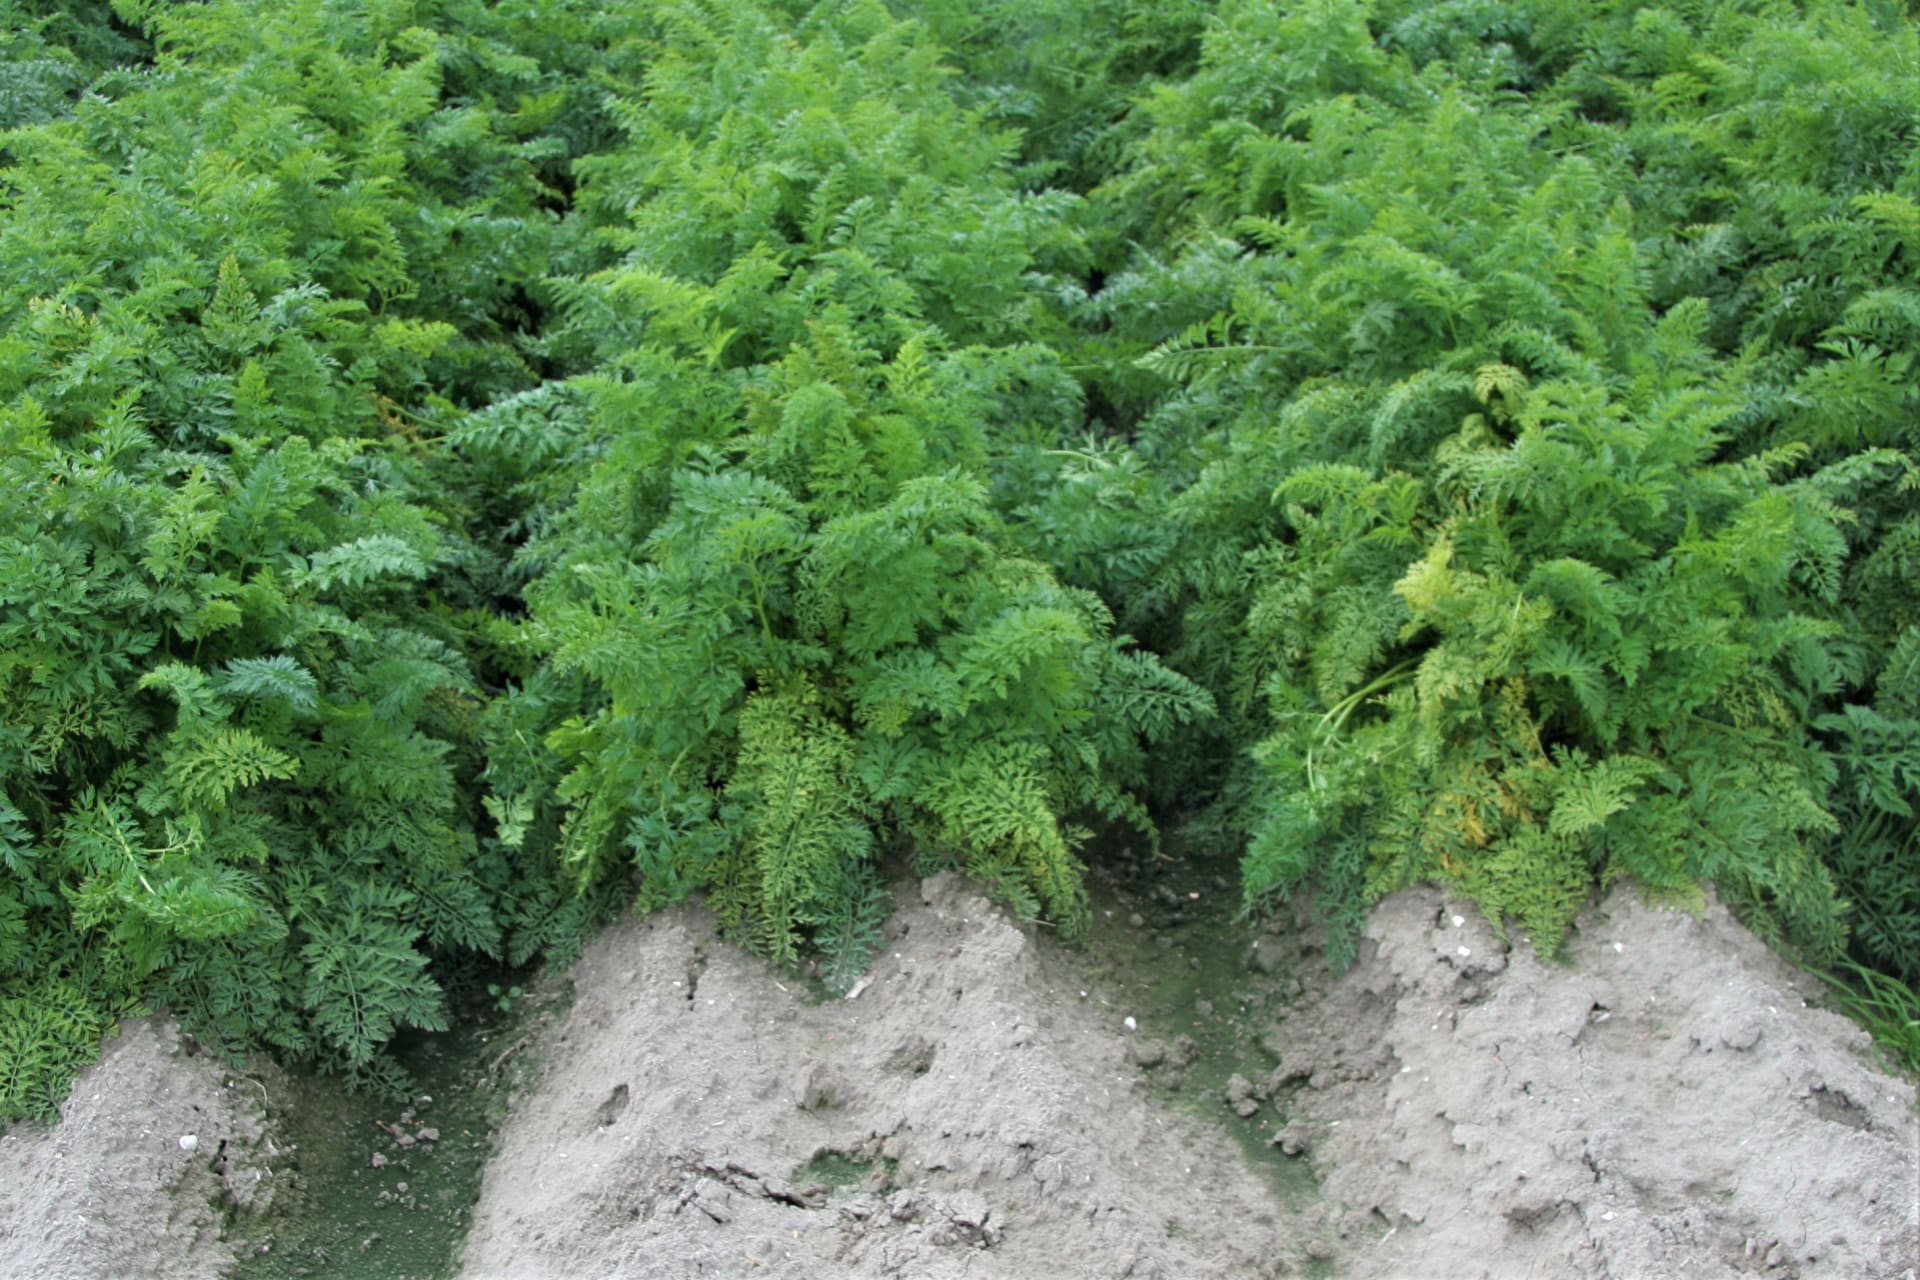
1270 1122 1312 1156
1169 1034 1198 1068
370 1152 389 1169
948 1190 990 1229
1249 940 1289 975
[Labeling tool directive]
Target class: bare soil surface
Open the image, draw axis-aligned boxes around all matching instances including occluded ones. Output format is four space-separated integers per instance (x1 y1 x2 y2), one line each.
1268 886 1920 1279
461 872 1919 1279
4 875 1916 1279
0 1018 284 1280
458 873 1304 1278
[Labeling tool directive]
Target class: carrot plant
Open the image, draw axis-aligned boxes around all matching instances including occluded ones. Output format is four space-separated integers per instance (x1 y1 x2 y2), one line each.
5 0 1920 1114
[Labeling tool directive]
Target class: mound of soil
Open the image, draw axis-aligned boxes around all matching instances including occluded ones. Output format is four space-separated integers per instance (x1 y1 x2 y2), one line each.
0 1018 283 1280
4 877 1915 1279
1272 886 1920 1279
458 874 1304 1278
466 873 1919 1280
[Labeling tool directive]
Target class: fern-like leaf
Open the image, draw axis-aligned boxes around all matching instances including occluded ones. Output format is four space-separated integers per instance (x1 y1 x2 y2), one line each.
165 727 299 812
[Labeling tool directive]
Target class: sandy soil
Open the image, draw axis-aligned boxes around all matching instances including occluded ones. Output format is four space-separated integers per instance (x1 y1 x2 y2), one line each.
458 873 1303 1278
3 876 1916 1279
1269 887 1920 1279
0 1018 284 1280
460 874 1918 1279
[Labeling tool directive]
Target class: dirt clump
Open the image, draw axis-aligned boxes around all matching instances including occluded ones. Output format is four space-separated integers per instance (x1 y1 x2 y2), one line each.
458 873 1303 1278
0 1017 283 1280
1270 885 1920 1279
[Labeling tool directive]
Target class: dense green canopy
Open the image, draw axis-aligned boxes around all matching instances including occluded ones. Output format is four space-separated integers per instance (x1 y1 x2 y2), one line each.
4 0 1917 1117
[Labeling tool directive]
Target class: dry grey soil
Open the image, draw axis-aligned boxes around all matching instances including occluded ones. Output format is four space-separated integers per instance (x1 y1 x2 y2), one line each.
0 1018 284 1280
4 873 1917 1279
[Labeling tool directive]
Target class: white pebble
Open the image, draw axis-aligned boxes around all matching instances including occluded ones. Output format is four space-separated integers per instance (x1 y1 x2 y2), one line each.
178 1134 197 1153
1122 1016 1137 1032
